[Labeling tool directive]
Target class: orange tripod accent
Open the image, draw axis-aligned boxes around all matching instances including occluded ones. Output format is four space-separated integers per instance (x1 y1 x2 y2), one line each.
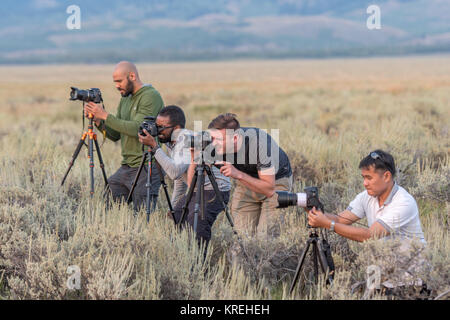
61 112 109 197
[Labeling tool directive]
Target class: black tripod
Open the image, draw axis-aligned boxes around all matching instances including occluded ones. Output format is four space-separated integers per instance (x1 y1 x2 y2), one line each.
289 225 335 295
61 107 109 197
127 146 175 223
178 160 240 239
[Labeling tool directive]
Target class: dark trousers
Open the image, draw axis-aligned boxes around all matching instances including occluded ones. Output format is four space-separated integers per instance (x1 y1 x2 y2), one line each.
174 190 230 247
108 163 161 212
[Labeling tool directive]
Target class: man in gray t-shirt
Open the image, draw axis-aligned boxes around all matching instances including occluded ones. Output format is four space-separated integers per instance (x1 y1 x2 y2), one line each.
138 105 230 246
308 149 425 244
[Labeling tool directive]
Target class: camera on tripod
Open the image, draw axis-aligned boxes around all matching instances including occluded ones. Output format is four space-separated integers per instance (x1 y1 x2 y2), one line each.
70 87 103 103
185 131 213 151
62 87 109 197
276 186 324 212
139 116 159 137
276 186 335 293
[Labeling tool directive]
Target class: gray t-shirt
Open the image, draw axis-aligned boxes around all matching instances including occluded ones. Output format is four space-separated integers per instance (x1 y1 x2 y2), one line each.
154 129 231 208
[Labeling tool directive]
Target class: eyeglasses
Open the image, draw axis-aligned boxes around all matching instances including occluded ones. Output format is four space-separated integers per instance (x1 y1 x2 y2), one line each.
156 125 175 133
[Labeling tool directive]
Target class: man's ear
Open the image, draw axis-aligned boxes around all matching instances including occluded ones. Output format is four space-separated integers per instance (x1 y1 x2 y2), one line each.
383 170 392 182
129 72 136 81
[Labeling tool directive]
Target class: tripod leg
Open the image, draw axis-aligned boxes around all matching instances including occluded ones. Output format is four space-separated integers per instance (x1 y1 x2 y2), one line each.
200 171 205 221
93 136 109 190
192 167 205 233
289 239 313 295
146 153 153 222
312 239 319 284
61 133 87 186
204 166 232 224
88 133 95 197
314 239 334 284
205 166 239 234
204 165 256 269
322 239 335 283
316 241 328 274
178 169 198 227
154 161 176 224
127 152 147 204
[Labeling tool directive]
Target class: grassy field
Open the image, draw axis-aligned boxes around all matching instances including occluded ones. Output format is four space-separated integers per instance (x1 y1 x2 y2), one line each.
0 56 448 300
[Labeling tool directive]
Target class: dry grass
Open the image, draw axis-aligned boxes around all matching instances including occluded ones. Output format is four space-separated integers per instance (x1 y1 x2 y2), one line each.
0 56 449 300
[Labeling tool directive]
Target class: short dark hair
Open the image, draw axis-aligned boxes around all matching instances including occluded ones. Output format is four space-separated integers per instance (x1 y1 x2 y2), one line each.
158 105 186 128
359 149 396 178
208 113 240 130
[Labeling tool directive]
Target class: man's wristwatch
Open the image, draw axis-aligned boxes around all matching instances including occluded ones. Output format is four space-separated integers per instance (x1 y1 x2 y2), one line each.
330 220 336 232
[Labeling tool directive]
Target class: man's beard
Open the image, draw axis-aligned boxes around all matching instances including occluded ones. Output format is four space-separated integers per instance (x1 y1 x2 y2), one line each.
121 80 134 97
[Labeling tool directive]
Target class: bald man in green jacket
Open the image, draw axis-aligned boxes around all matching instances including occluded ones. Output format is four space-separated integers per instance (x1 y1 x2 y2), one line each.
85 61 164 211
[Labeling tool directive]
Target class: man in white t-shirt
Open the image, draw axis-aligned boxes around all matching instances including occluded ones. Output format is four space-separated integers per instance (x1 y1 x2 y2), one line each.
307 150 425 243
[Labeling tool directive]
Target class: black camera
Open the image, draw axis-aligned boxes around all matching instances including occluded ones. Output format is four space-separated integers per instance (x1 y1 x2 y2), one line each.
139 116 158 137
186 131 213 151
70 87 103 103
276 186 324 212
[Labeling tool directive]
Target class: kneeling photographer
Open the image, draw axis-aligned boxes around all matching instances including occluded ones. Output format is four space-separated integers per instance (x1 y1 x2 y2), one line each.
307 150 425 244
138 106 231 248
84 61 164 211
278 150 427 295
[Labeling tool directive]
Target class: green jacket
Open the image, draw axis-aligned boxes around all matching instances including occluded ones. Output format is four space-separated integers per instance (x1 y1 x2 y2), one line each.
99 85 164 167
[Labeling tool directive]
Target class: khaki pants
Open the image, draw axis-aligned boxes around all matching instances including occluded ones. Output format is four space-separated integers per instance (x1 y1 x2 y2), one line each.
230 175 293 238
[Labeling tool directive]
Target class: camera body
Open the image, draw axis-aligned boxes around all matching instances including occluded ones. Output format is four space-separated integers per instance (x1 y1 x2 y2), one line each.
276 186 324 212
139 116 159 137
70 87 103 103
185 131 213 151
303 186 324 212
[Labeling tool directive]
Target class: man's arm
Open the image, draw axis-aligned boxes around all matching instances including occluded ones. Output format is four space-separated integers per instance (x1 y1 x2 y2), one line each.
308 207 389 242
187 147 204 188
187 161 196 188
86 90 163 138
105 94 162 137
334 221 389 242
85 102 121 141
325 210 360 225
153 147 190 181
220 163 275 198
172 179 188 209
143 131 190 180
103 122 121 141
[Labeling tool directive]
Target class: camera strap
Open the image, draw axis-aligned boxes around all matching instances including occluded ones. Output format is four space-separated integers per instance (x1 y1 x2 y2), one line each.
320 230 336 275
99 102 107 148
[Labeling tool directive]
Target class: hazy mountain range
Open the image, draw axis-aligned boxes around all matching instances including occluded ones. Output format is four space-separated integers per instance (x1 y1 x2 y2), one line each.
1 0 450 64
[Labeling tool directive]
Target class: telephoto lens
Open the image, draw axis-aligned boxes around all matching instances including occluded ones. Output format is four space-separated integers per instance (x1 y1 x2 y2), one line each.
276 186 324 211
276 191 307 208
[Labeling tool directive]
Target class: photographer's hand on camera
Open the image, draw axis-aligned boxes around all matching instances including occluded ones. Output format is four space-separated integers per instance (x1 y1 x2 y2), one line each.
219 161 244 180
308 207 332 229
138 129 158 149
84 101 108 125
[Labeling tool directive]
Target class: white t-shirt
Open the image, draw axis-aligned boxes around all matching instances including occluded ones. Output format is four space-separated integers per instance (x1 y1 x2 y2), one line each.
347 183 426 243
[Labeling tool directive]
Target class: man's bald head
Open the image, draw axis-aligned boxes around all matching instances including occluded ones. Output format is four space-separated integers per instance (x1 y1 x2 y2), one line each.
112 61 143 97
114 61 139 78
